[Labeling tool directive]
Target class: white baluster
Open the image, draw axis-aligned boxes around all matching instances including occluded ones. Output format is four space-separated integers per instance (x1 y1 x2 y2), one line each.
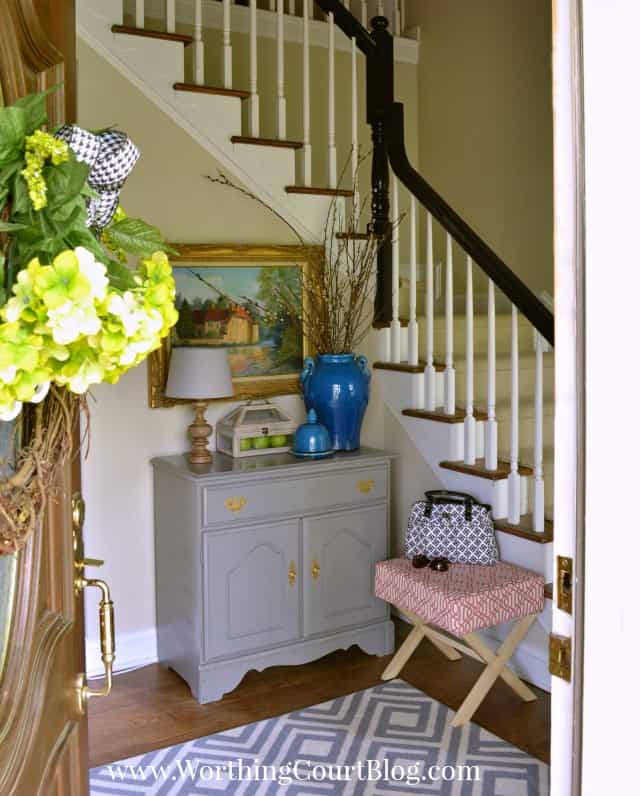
249 0 260 137
464 256 476 464
276 0 287 139
390 175 401 362
362 1 368 27
344 0 351 10
166 0 175 33
400 0 406 34
192 0 205 86
135 0 144 29
408 195 419 366
533 331 545 532
300 0 312 185
288 0 296 13
377 0 384 16
327 12 337 188
424 213 436 410
219 0 231 89
393 1 401 35
508 305 521 523
485 279 498 469
269 1 276 10
443 233 455 415
351 37 360 219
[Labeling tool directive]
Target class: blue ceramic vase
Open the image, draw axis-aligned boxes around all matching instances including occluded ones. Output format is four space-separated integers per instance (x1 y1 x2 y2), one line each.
300 354 371 451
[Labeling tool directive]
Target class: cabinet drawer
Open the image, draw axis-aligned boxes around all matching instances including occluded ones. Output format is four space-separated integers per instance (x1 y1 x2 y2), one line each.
202 465 387 526
303 505 388 637
202 520 300 662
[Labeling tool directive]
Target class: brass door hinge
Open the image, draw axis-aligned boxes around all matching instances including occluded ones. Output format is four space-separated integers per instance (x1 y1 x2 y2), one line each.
556 556 573 614
549 633 572 682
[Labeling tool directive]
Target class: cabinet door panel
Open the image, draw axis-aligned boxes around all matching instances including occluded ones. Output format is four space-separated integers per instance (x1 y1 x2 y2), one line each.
203 520 300 661
303 507 388 637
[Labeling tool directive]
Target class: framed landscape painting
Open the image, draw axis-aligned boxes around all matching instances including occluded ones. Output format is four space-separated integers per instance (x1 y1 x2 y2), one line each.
148 244 322 407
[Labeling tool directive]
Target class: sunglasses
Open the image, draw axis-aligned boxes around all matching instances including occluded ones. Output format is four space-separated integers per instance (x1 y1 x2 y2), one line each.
411 554 449 573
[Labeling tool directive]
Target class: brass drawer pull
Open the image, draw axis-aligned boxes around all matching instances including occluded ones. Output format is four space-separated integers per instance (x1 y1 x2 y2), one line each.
312 559 320 580
288 561 297 586
357 479 374 494
225 496 247 513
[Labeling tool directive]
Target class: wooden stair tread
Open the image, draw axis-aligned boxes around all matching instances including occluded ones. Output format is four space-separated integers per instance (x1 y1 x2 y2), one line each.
285 186 353 197
371 318 409 329
111 25 193 44
439 458 534 480
494 515 554 543
231 135 303 150
403 407 489 423
373 361 446 374
336 231 371 240
174 83 250 99
544 583 553 600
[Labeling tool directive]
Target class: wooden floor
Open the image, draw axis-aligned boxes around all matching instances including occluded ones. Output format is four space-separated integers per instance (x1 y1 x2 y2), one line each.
88 619 550 768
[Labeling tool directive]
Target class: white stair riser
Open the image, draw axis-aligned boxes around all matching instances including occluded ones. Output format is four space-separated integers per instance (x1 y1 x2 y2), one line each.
174 92 243 142
111 35 185 93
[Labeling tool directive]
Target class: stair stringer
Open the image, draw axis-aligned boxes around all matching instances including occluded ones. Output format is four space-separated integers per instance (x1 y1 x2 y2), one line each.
376 368 552 691
79 0 336 245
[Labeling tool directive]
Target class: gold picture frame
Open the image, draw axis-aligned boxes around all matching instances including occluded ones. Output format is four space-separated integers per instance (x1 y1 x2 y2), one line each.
148 244 323 408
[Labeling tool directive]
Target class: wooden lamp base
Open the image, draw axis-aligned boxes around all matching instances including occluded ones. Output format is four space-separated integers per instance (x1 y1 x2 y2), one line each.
188 401 213 465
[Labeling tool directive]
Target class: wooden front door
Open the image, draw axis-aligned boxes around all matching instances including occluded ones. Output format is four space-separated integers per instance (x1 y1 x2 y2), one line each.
0 2 90 794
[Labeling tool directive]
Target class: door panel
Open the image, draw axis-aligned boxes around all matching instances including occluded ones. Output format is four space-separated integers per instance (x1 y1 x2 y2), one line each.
303 507 388 637
203 520 301 661
0 3 88 794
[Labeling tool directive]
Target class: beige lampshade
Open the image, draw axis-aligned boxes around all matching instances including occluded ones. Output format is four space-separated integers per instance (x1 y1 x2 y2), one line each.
165 347 233 400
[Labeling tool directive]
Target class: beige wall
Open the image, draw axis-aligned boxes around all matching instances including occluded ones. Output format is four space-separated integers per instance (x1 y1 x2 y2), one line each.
405 0 554 297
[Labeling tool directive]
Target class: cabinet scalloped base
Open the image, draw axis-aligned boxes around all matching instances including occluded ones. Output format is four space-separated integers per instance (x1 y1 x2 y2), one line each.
179 621 395 704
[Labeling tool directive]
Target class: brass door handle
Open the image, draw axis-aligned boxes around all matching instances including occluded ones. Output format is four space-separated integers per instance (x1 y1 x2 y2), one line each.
288 561 297 586
312 559 320 580
76 575 115 703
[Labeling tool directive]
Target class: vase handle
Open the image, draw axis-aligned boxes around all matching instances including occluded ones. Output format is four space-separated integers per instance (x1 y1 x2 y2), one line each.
300 356 315 388
356 355 371 384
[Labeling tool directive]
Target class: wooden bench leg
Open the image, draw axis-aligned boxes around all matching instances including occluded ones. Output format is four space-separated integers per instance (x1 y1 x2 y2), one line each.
450 614 538 727
381 625 424 680
382 613 464 681
464 630 537 702
405 611 462 662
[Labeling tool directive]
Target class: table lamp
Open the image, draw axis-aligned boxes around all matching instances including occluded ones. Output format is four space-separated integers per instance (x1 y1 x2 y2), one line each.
165 347 234 465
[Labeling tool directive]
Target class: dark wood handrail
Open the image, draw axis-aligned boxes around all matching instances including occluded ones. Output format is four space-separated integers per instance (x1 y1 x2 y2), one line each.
387 103 555 345
314 1 554 345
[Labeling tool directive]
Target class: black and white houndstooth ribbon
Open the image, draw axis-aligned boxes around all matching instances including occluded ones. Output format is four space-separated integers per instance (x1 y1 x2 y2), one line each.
55 125 140 229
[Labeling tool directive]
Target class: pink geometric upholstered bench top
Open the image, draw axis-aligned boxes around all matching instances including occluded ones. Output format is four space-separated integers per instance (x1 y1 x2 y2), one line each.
375 558 545 637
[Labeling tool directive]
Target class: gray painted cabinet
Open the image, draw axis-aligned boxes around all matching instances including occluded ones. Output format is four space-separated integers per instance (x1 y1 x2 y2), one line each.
152 448 395 704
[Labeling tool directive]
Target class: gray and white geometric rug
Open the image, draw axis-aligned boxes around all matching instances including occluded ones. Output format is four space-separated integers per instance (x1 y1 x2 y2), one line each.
89 679 549 795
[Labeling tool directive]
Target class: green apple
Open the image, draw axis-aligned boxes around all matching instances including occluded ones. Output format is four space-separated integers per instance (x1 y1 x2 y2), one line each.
270 434 288 447
253 436 270 450
239 438 253 452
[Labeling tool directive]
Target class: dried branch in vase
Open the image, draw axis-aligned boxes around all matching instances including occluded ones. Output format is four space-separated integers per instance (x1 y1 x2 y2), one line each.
204 154 404 356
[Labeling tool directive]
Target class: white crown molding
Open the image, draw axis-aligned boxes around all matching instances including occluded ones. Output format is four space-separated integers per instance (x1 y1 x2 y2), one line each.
142 0 420 64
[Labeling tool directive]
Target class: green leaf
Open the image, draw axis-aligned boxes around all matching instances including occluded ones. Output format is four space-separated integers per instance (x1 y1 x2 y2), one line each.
105 258 137 291
0 161 22 185
0 107 28 167
0 220 27 232
105 217 176 257
45 156 90 211
13 91 50 134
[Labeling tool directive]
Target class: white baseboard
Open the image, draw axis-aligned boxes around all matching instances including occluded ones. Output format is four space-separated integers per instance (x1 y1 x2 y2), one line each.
392 608 550 693
85 627 158 679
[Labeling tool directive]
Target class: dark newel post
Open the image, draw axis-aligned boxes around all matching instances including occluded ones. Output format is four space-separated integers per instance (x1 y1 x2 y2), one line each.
366 16 394 324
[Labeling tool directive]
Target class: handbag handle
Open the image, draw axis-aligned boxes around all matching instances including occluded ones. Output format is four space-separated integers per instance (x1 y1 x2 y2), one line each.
424 490 478 522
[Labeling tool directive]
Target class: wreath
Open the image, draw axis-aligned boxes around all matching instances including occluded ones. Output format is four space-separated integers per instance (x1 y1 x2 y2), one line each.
0 90 178 553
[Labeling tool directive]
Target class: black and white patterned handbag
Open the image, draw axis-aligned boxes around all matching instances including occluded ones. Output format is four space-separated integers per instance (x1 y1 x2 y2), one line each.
405 490 499 565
